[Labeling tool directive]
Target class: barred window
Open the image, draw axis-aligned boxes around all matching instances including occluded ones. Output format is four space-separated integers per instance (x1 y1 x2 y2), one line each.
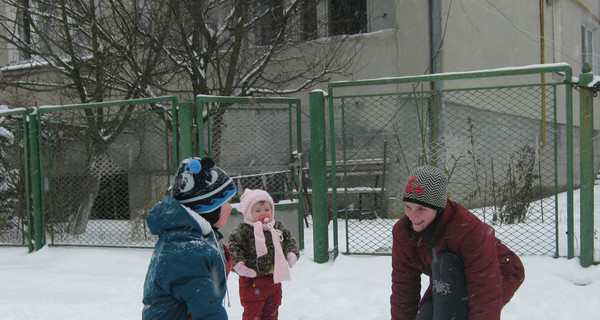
329 0 367 36
256 0 284 45
301 0 318 40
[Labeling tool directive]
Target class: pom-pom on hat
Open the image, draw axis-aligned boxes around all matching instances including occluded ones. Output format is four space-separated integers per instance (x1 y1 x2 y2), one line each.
403 165 448 211
172 157 236 215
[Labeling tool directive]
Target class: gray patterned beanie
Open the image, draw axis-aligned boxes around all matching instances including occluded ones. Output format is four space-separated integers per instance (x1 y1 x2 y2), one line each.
402 165 448 211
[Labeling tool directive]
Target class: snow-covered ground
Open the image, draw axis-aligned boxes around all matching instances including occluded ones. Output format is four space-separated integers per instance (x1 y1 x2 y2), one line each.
1 185 599 319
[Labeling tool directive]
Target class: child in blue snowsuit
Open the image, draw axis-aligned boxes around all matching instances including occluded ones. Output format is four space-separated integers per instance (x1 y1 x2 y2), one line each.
142 157 236 320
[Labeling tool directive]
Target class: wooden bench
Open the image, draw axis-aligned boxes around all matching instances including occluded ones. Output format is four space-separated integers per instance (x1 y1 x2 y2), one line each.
227 156 388 219
305 157 388 217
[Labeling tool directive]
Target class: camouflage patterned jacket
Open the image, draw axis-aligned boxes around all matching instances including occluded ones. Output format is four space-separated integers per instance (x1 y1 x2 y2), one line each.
228 221 299 276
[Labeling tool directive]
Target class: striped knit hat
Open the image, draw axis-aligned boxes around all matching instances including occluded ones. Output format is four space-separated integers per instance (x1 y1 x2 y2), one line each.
402 165 448 211
171 157 236 223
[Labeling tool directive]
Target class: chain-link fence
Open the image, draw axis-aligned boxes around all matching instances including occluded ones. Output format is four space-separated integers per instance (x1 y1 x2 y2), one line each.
38 98 178 248
1 95 307 250
197 97 303 202
328 71 570 256
1 68 584 256
0 108 30 247
196 96 305 247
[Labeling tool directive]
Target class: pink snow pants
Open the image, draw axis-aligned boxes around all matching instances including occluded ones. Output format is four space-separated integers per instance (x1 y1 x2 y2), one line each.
239 275 282 320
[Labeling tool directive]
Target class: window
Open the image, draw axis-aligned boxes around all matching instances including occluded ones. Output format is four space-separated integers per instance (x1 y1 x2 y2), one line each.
301 0 318 40
581 25 594 69
11 0 55 63
256 0 284 45
329 0 367 36
15 1 32 62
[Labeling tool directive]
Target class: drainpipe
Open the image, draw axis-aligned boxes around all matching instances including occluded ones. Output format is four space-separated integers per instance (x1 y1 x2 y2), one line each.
430 0 445 167
539 0 547 147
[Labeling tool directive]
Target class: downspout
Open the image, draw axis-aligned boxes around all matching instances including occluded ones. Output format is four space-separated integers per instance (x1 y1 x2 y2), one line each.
430 0 443 76
430 0 445 167
540 0 547 147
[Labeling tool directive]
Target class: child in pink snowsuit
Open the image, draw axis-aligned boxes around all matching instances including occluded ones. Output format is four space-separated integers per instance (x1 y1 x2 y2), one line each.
228 189 300 320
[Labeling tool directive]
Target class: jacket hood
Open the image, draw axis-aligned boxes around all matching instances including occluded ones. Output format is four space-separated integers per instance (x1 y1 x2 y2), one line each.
146 195 213 236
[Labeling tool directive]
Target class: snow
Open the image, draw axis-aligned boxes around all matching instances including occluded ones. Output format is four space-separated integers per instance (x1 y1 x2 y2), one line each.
0 126 15 144
1 187 600 319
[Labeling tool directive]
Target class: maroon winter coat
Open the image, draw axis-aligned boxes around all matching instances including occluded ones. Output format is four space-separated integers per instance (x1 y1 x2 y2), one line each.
391 199 524 320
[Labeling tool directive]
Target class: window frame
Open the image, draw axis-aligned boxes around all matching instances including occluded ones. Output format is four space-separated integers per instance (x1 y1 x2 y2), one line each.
581 23 599 74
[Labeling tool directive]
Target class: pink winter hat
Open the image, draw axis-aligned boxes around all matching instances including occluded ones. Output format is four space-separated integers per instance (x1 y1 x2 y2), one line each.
237 189 275 221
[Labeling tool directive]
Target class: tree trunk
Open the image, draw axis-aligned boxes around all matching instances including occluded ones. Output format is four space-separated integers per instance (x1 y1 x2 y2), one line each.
70 175 100 235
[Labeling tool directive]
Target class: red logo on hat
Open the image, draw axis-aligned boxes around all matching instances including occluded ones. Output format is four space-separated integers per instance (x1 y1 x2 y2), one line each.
405 176 424 195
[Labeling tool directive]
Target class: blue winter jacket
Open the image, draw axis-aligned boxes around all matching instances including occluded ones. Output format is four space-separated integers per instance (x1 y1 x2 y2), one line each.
142 196 228 320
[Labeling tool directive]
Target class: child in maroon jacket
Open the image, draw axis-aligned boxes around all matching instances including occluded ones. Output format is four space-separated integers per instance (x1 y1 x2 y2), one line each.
228 189 300 320
391 165 525 320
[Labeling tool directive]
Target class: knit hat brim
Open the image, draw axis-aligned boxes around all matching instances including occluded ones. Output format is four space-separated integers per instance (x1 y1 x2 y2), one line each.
180 181 236 214
402 197 445 211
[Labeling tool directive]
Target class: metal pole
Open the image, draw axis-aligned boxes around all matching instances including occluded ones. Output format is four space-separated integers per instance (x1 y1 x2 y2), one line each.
309 90 329 263
171 98 180 169
565 68 575 259
327 89 339 258
23 113 34 252
294 101 305 250
178 102 193 159
430 0 445 166
578 64 594 267
28 112 44 250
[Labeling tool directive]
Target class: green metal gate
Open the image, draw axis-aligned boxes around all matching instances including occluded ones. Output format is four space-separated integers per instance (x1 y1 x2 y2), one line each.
194 95 305 248
33 96 179 248
326 64 575 257
1 94 307 250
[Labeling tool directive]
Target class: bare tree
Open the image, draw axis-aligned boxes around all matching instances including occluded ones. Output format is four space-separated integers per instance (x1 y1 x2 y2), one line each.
0 0 359 233
161 0 355 97
0 0 176 234
1 0 357 131
160 0 357 159
0 0 175 102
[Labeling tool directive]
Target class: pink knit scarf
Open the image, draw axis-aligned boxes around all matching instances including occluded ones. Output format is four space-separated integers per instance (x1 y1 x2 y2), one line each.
239 189 290 283
244 218 290 283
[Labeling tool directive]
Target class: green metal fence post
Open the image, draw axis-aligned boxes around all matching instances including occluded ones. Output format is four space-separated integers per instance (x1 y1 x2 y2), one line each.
178 102 194 159
293 100 305 250
23 112 34 252
578 64 594 267
309 90 329 263
565 67 575 259
28 112 45 250
171 97 180 169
